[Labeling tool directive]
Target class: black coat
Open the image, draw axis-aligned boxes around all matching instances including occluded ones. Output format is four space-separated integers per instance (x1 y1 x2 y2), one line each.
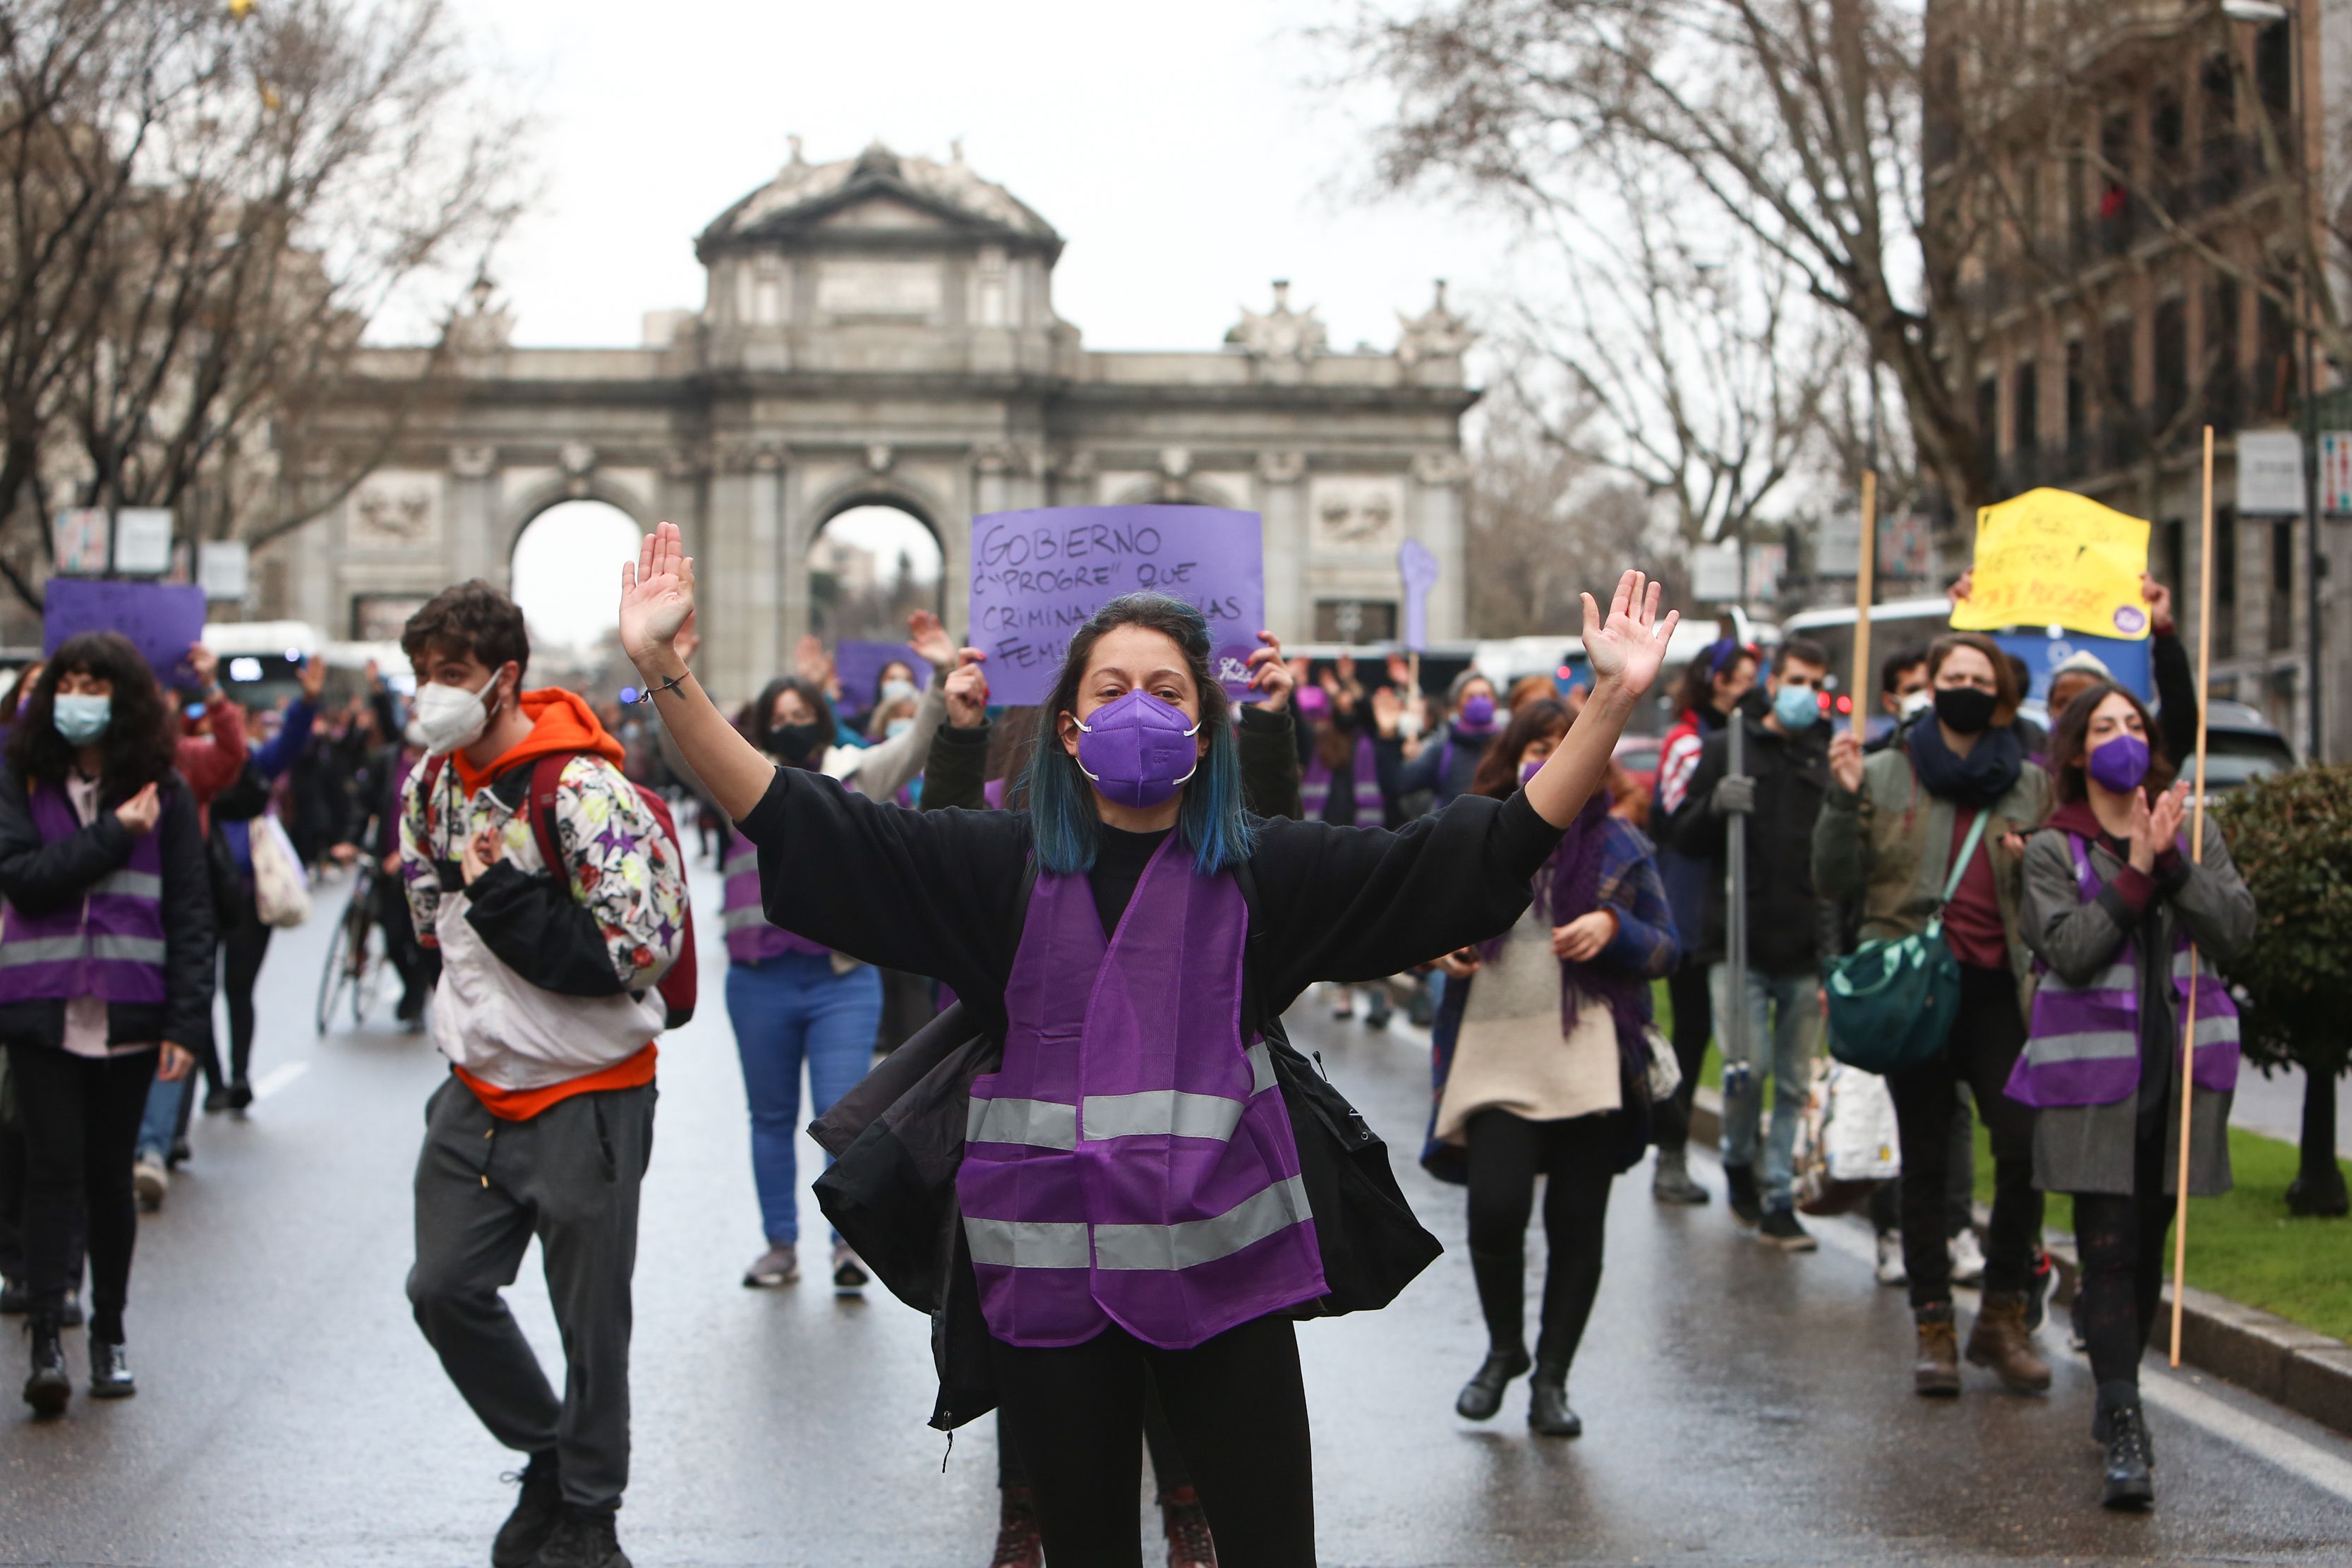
1667 716 1835 973
0 764 216 1051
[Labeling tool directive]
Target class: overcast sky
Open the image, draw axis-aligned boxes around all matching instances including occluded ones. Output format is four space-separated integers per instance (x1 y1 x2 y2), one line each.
473 0 1511 356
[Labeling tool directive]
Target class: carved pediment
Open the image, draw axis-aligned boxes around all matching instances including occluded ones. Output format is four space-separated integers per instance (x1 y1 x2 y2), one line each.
816 196 951 231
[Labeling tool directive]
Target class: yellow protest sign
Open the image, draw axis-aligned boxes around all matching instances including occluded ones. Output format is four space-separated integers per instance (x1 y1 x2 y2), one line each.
1952 488 2152 641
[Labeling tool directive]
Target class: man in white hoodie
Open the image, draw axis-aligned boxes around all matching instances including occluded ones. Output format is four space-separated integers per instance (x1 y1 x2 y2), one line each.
397 582 687 1568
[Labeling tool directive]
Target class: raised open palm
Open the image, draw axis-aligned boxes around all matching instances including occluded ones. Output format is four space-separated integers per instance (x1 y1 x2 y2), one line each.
620 521 697 665
1580 570 1680 699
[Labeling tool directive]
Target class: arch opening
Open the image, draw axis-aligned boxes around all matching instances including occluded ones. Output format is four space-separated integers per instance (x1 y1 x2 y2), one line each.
809 502 943 642
510 500 641 687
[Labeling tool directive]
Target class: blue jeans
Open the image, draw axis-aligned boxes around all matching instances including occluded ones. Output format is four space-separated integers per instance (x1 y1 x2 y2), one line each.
726 953 882 1247
1710 963 1823 1210
135 1069 186 1164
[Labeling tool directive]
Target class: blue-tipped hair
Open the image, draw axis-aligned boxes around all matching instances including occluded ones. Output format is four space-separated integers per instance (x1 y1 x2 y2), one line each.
1023 592 1257 877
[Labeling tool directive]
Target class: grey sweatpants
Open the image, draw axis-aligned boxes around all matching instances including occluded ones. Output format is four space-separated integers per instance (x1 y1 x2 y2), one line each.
408 1074 656 1511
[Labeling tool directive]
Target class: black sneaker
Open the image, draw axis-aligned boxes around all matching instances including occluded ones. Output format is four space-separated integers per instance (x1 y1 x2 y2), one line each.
1760 1207 1817 1252
1725 1163 1763 1227
530 1504 630 1568
493 1450 562 1568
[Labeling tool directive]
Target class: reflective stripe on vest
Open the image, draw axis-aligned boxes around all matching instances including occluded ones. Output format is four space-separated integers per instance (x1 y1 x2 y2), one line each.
958 838 1325 1351
0 780 169 1006
720 838 825 963
1299 735 1382 824
2009 832 2239 1109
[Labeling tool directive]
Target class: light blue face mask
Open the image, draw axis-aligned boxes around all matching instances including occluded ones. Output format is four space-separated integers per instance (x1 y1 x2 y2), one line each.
52 693 112 745
884 716 915 740
1773 682 1821 731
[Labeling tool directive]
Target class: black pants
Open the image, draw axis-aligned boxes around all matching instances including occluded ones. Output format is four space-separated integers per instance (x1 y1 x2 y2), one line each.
991 1315 1313 1568
1869 1091 1977 1238
1464 1109 1620 1370
0 1087 87 1286
1650 962 1713 1152
5 1042 156 1341
1887 965 2041 1308
996 1376 1194 1495
202 913 273 1090
2073 1129 2173 1389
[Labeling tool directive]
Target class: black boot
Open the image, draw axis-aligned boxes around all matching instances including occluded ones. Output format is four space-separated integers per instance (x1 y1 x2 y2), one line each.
1454 1345 1530 1421
88 1337 135 1399
2098 1385 2154 1511
1725 1162 1763 1227
23 1313 68 1416
1527 1363 1583 1437
530 1504 629 1568
493 1449 562 1568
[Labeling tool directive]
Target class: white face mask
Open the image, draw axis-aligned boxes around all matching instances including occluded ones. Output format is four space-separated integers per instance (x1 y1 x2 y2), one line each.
1396 706 1425 742
414 670 500 758
1898 690 1932 722
884 716 914 740
879 677 917 706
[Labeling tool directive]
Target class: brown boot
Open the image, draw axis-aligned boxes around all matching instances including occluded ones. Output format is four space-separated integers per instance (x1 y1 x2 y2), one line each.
1913 1302 1961 1397
1966 1290 2054 1393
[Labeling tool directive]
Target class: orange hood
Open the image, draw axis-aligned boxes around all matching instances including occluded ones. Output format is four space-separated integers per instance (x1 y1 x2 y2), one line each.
452 687 627 795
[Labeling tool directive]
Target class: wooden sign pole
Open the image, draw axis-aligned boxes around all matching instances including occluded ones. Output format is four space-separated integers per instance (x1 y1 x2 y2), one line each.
1850 471 1878 737
2171 428 2219 1367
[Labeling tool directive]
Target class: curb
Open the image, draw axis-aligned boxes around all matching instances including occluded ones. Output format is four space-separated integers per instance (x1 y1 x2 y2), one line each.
1681 1085 2352 1440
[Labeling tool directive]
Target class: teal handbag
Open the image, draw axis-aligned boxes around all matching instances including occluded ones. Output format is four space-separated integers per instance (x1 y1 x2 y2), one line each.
1823 809 1990 1075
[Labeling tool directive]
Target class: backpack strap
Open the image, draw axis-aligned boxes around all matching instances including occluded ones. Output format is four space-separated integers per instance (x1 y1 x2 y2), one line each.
524 753 570 883
1936 807 1992 907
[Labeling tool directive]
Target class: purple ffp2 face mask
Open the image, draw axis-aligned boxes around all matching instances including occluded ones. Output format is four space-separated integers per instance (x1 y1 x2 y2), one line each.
1073 689 1202 809
2087 732 2151 795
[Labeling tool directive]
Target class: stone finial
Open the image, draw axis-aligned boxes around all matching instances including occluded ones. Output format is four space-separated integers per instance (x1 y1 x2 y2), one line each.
854 140 901 179
447 273 513 358
951 136 966 165
787 134 804 166
1224 279 1327 363
1397 279 1475 368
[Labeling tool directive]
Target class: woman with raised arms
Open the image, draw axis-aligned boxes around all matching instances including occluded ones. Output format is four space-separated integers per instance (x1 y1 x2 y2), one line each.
617 521 1677 1567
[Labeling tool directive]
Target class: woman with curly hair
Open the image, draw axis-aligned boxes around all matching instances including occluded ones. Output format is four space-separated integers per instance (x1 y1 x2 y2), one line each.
0 633 214 1415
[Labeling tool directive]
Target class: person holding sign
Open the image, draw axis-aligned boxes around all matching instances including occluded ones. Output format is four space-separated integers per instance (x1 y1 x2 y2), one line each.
0 635 215 1416
618 521 1679 1563
2012 683 2253 1510
1815 634 2053 1401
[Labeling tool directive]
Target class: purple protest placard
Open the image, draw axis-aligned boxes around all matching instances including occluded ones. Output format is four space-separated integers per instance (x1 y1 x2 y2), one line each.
970 506 1264 706
834 640 921 711
44 579 208 688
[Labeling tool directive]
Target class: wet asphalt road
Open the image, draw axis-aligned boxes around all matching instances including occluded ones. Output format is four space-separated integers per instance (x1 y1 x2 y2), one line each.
4 863 2351 1567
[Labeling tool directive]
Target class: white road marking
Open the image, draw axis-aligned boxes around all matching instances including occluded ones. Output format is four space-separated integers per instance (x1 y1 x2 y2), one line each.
1723 1150 2352 1506
249 1061 310 1103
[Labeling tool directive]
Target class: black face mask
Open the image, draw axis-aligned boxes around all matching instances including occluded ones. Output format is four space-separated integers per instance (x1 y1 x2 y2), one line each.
768 719 829 762
1933 685 1998 736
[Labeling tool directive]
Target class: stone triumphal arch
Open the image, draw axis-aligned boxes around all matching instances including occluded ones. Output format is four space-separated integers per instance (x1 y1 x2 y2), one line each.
279 142 1479 704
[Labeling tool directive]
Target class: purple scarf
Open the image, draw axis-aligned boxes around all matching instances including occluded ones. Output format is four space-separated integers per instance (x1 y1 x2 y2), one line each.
1488 792 1649 1075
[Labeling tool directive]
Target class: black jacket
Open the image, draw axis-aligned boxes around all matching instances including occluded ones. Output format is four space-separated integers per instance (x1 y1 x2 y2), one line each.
1668 715 1834 972
0 764 216 1051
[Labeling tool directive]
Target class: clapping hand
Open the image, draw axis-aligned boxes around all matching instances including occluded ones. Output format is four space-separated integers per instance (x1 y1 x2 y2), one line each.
1370 685 1402 738
2148 780 2188 855
1579 571 1679 700
114 783 161 835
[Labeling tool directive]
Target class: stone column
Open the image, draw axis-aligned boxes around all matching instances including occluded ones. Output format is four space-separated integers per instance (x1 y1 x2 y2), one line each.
448 445 498 587
1411 450 1470 640
706 438 756 708
1257 451 1308 635
746 446 785 699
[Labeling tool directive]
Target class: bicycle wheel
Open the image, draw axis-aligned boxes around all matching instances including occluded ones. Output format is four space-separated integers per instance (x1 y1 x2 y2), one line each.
350 917 390 1029
315 876 368 1034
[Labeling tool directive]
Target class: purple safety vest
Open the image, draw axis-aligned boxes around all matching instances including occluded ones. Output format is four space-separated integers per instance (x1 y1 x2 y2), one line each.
720 835 828 965
958 836 1325 1350
1301 734 1382 826
0 782 168 1006
2006 832 2239 1108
